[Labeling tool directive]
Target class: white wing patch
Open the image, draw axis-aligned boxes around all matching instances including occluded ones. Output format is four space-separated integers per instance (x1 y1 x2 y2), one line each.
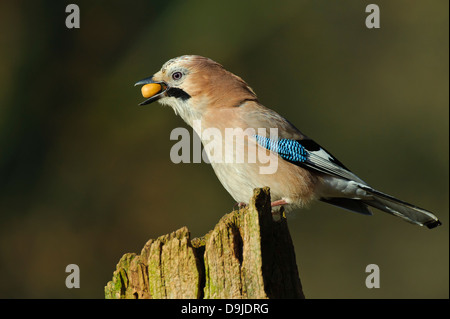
306 148 366 184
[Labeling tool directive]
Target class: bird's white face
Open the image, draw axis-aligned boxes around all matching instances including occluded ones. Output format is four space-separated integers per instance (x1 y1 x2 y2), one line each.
135 55 200 125
135 55 257 126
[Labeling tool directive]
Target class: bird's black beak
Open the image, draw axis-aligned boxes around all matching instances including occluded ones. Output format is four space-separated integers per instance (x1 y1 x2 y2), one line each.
134 76 169 106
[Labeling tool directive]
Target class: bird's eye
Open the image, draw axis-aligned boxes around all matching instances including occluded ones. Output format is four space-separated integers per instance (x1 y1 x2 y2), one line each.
172 72 183 80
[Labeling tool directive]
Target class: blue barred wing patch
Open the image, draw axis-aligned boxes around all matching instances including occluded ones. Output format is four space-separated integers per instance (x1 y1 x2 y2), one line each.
254 135 367 183
254 135 308 163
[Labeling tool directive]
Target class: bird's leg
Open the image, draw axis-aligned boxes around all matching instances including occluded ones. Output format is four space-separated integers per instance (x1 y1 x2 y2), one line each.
271 199 287 218
271 199 288 207
233 202 248 211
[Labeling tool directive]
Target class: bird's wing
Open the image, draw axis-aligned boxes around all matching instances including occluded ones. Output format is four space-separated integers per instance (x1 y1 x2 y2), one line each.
242 103 365 183
241 103 441 228
253 134 366 184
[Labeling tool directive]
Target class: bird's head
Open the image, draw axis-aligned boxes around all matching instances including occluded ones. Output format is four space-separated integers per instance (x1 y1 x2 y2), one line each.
135 55 257 126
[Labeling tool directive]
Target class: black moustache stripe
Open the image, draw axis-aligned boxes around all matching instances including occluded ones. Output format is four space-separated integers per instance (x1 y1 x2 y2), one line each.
167 88 191 101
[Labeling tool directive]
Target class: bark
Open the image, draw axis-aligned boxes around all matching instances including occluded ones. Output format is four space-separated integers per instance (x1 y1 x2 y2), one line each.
104 187 304 299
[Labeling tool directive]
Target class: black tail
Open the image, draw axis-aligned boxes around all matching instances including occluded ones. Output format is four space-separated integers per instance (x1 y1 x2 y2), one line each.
358 185 441 229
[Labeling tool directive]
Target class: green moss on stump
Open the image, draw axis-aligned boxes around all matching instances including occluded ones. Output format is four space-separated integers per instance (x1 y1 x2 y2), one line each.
104 187 304 299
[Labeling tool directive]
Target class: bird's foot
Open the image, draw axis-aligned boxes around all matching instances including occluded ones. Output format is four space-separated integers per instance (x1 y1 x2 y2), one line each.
271 199 288 207
270 200 287 220
233 202 248 211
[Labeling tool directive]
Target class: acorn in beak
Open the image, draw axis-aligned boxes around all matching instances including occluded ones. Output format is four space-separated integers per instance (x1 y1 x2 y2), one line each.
134 76 168 105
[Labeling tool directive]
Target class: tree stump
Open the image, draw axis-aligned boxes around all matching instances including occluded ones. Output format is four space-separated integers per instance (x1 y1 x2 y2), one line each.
104 187 304 299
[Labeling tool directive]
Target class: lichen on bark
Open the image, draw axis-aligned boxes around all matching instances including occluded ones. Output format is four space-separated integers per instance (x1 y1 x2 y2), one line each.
105 187 304 299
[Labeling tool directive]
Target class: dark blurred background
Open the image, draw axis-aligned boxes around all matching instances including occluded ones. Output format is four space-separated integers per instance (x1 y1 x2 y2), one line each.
0 0 448 298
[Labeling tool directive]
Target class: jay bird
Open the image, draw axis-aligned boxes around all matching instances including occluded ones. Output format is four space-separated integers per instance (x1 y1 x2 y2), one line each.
135 55 441 229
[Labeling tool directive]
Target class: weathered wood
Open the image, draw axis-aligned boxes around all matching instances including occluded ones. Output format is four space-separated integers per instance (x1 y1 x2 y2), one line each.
104 187 304 299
